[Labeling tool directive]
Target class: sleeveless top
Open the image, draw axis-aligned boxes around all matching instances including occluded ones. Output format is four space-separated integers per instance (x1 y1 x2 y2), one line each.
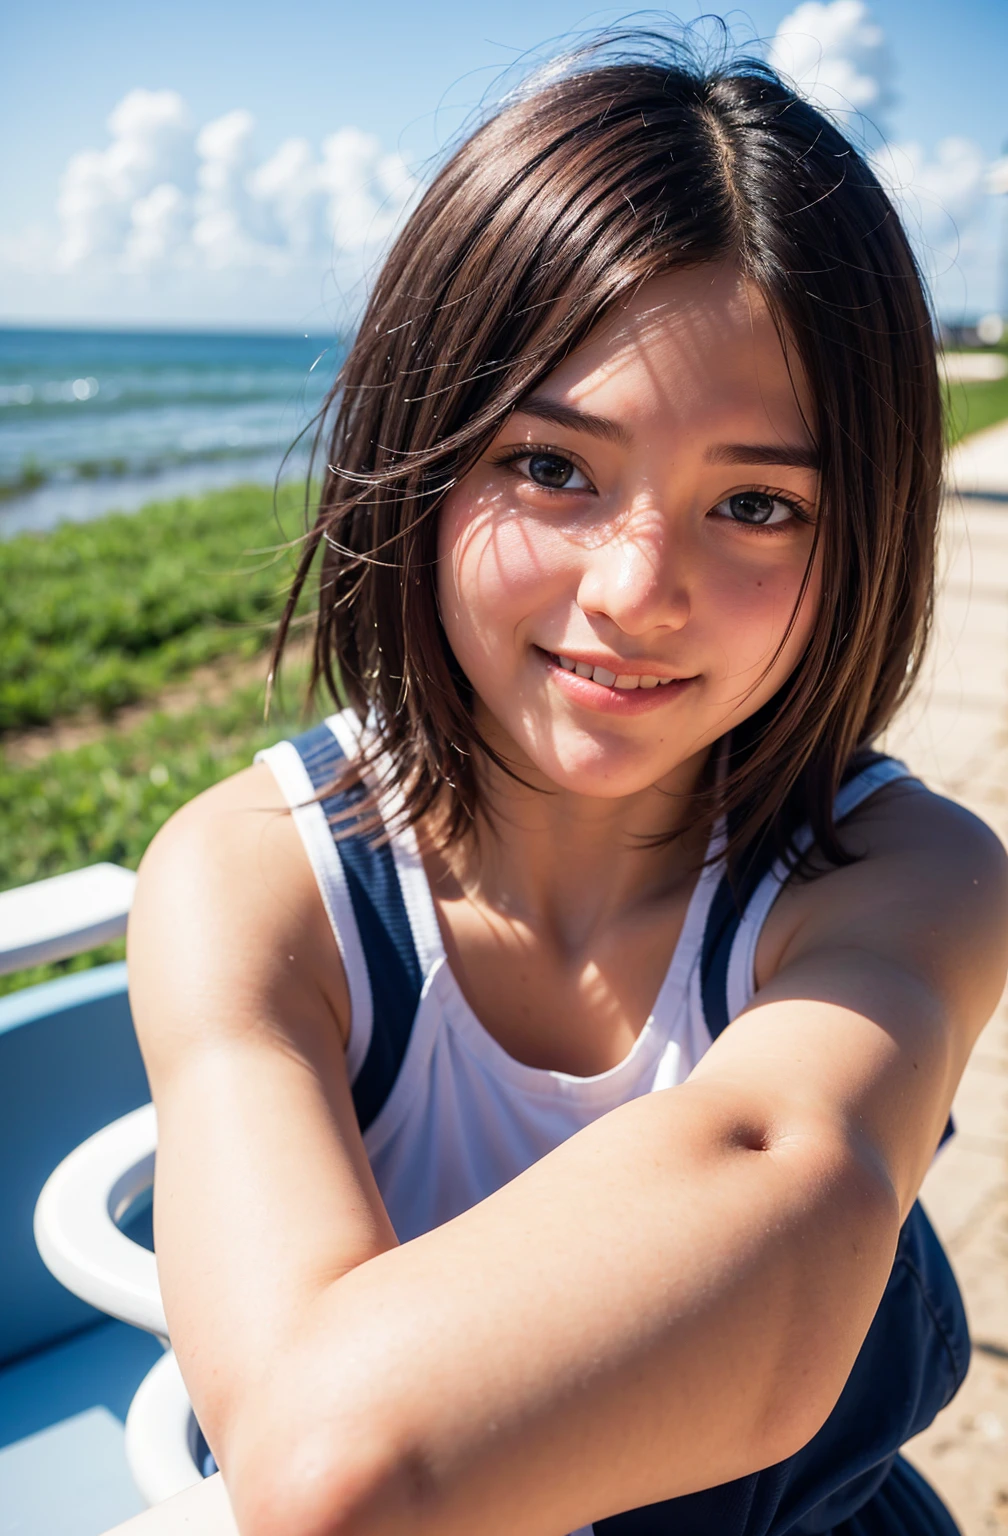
256 711 970 1536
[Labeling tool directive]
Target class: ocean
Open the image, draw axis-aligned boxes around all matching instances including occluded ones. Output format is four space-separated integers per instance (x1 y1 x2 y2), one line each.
0 328 344 537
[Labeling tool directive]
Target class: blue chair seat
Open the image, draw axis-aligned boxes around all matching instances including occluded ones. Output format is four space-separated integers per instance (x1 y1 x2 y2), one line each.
0 1317 164 1536
0 963 155 1536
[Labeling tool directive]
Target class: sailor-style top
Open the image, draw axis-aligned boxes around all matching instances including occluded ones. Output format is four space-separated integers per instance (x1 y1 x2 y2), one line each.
256 711 970 1536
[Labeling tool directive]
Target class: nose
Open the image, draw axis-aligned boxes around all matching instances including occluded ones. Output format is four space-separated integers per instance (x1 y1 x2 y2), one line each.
575 501 690 637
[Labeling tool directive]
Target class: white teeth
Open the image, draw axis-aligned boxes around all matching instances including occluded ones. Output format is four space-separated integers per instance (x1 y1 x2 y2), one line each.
554 655 677 692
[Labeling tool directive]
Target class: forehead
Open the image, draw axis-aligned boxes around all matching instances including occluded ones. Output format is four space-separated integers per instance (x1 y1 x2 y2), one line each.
544 264 815 447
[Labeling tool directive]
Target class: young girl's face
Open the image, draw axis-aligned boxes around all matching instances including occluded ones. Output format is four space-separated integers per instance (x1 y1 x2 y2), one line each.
436 263 822 802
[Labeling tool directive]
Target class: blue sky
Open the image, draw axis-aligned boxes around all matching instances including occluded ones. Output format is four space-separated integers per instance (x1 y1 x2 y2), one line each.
2 0 1006 327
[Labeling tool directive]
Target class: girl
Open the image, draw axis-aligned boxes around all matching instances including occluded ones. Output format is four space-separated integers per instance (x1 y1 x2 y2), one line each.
129 35 1008 1536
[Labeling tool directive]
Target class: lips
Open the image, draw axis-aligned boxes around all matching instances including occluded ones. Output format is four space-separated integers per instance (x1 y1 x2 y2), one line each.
550 653 687 692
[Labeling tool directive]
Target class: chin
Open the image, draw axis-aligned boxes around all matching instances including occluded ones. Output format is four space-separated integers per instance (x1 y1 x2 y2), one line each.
522 727 681 800
474 690 708 800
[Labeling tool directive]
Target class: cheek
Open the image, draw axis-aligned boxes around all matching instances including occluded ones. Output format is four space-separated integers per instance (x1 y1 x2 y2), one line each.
787 550 823 657
702 542 821 684
437 487 570 659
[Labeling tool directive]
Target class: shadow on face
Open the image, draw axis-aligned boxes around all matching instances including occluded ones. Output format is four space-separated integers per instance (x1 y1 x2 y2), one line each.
436 263 822 807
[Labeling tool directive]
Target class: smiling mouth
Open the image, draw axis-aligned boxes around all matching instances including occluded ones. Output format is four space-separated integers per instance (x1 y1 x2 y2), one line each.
546 652 694 692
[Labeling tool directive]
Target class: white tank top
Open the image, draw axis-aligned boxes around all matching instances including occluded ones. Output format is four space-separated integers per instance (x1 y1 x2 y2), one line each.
257 710 912 1246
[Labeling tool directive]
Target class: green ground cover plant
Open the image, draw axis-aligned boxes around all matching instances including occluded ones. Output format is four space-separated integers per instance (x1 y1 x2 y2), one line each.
0 482 312 731
0 665 321 996
946 372 1008 443
945 341 1008 444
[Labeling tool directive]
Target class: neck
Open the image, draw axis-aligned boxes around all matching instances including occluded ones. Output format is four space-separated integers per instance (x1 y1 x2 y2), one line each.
424 719 715 958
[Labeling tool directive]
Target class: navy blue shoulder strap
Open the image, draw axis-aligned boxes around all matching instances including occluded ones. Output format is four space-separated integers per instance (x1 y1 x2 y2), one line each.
699 835 778 1043
289 722 425 1133
699 753 904 1042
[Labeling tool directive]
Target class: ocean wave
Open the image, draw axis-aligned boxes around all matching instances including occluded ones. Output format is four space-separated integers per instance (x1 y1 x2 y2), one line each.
0 378 100 407
0 377 326 412
0 328 341 530
0 439 311 500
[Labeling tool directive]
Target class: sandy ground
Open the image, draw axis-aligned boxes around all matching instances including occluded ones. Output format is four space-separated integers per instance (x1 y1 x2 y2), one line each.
2 634 315 770
884 422 1008 1532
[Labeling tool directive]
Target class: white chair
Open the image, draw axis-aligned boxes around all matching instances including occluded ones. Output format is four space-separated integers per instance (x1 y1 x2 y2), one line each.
9 859 204 1505
0 862 136 977
6 856 208 1509
125 1349 207 1506
3 862 175 1536
34 1094 207 1503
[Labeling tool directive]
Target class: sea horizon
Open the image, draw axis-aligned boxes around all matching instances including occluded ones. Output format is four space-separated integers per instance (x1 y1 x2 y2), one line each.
0 320 339 340
0 326 344 537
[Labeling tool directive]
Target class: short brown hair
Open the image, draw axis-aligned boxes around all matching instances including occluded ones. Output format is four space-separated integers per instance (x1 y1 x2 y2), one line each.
273 35 941 871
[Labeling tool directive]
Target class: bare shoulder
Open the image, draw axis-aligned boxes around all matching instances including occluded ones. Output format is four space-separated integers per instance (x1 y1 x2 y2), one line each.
841 776 1008 886
135 760 311 933
128 762 350 1079
758 778 1008 1018
139 758 297 878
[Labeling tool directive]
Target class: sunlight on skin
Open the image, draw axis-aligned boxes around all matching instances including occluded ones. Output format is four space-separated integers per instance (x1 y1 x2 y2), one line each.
99 271 1008 1536
101 270 826 1534
436 263 822 826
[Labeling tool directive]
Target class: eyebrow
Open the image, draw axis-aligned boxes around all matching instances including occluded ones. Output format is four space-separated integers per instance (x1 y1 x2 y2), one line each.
706 442 820 471
513 394 819 471
513 394 632 446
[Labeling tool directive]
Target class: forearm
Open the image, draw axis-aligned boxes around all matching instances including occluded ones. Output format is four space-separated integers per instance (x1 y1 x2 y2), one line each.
152 1039 399 1447
221 1081 900 1536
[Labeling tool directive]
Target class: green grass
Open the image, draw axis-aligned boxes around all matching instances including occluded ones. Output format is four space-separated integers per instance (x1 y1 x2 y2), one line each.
944 339 1008 444
946 372 1008 443
0 665 324 997
0 482 313 732
0 480 327 997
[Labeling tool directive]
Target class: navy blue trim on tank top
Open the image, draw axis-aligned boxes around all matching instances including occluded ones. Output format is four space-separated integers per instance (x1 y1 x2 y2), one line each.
699 835 778 1042
289 723 424 1132
700 753 895 1043
697 755 953 1146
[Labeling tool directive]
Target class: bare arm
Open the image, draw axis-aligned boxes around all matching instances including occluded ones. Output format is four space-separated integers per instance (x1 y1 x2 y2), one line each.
128 764 399 1443
128 774 1008 1536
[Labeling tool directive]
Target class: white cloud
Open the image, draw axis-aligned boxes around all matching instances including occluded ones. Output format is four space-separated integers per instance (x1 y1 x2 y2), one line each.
872 137 987 237
320 129 415 251
124 182 190 269
4 17 1002 326
769 0 1001 315
988 158 1008 197
56 89 192 266
767 0 895 141
48 89 417 282
248 137 321 254
870 137 991 307
192 109 260 268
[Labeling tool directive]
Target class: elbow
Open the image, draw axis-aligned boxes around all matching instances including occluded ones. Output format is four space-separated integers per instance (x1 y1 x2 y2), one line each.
224 1410 434 1536
746 1127 903 1468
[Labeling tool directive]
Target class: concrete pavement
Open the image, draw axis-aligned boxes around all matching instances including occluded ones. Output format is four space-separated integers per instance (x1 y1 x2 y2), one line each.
884 420 1008 1532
